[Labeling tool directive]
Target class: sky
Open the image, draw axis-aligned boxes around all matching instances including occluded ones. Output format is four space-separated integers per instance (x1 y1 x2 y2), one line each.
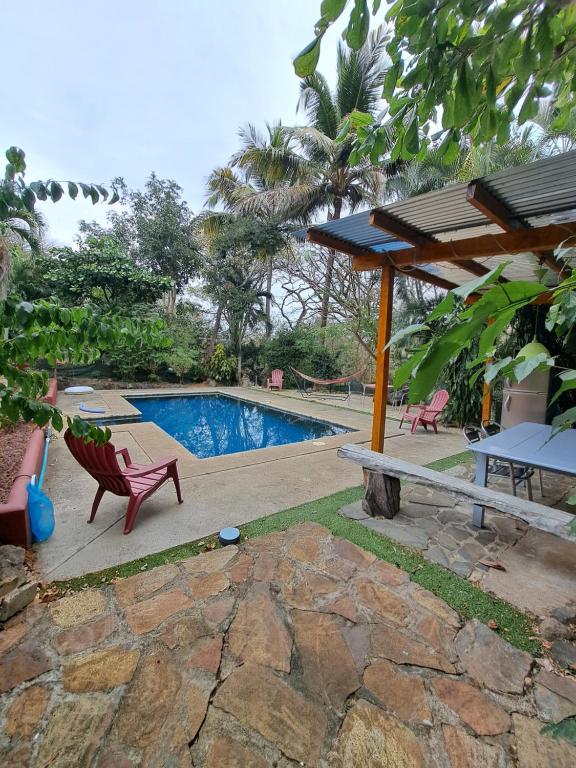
2 1 348 245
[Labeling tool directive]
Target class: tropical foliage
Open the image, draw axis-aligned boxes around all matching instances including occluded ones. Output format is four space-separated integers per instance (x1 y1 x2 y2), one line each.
0 295 167 441
296 1 576 162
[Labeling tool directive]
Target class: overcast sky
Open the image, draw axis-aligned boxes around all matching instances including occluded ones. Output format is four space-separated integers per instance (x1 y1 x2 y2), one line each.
2 1 347 245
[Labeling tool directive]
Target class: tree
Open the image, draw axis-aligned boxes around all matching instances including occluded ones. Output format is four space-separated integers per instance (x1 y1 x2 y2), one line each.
201 218 270 382
205 125 293 333
296 1 576 162
106 174 200 313
0 146 117 299
36 235 173 312
1 295 167 442
0 148 166 442
232 30 387 326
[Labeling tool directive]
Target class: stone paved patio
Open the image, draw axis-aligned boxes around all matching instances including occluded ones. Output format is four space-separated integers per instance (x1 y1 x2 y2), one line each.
341 464 576 624
2 523 576 766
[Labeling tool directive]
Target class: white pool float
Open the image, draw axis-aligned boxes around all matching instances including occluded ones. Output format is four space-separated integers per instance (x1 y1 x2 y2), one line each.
79 402 106 414
64 386 94 395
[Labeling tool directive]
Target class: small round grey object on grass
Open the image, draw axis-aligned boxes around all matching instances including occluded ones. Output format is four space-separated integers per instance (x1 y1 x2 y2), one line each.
219 527 240 545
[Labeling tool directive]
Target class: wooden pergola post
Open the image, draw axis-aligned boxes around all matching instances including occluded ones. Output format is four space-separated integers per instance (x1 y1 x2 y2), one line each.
481 317 494 424
371 264 394 452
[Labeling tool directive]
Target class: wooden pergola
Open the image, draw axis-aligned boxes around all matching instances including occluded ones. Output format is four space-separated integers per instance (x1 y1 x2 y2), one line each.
298 151 576 451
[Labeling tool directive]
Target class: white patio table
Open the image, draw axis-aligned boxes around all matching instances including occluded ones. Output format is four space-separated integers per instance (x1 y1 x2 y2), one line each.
466 421 576 527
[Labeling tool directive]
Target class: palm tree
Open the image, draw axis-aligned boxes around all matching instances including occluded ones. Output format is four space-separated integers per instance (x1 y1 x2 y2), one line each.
228 29 389 327
0 206 45 300
205 127 292 337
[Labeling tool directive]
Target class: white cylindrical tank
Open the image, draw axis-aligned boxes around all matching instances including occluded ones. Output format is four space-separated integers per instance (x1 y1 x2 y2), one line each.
501 341 551 428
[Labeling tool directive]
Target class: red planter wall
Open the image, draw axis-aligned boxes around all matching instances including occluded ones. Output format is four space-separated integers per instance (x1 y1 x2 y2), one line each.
0 379 58 548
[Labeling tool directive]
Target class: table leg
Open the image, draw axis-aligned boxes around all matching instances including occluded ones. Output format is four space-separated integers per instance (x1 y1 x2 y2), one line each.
472 453 488 528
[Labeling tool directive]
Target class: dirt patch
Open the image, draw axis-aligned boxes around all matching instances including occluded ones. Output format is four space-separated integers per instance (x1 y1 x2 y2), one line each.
0 422 36 504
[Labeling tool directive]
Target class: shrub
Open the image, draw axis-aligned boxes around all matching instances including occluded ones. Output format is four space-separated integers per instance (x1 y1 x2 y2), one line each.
260 326 341 387
208 343 236 384
168 348 203 383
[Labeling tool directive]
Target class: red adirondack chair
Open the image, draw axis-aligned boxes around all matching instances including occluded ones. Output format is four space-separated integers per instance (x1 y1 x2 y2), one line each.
266 369 284 391
399 389 450 434
64 430 183 534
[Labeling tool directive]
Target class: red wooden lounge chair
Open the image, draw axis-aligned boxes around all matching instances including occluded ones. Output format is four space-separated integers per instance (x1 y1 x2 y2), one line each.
64 430 183 534
266 369 284 391
399 389 450 434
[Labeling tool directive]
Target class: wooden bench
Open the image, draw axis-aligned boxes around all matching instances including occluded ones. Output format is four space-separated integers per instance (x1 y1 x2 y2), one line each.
337 444 575 542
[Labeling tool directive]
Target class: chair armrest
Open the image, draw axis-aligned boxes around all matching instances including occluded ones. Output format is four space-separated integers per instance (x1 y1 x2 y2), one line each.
124 457 178 477
115 447 131 466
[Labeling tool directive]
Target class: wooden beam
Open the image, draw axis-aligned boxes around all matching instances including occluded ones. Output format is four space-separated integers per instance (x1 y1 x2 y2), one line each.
396 266 458 291
458 260 490 277
371 264 394 452
540 254 564 275
466 181 522 232
388 222 576 266
467 181 563 274
369 209 433 246
306 228 369 259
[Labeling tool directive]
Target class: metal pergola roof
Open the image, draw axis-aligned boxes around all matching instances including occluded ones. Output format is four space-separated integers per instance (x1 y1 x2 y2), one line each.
297 150 576 291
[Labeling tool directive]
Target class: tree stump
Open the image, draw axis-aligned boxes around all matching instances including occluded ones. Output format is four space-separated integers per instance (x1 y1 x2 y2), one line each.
362 469 401 518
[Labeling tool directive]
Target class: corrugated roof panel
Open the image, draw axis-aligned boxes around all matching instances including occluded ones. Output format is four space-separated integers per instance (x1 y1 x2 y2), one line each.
294 151 576 290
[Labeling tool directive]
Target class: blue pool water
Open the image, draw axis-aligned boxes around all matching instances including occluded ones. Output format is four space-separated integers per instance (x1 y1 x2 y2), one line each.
126 394 352 458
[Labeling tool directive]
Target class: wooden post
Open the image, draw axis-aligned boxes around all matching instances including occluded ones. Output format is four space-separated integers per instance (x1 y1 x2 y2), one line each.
371 264 394 452
481 381 493 424
481 318 494 424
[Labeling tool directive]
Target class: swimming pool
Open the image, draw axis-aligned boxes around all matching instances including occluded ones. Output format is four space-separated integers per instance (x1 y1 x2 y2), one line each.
126 394 353 458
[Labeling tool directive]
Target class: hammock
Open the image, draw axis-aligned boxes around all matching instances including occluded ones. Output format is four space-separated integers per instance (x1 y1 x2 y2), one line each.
291 367 366 400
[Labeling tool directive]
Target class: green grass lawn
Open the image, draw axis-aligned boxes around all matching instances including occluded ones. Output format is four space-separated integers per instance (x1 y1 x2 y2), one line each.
48 449 541 655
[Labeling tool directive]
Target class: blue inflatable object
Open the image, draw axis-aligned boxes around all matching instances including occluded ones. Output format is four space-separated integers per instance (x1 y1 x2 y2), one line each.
27 429 55 542
218 527 240 545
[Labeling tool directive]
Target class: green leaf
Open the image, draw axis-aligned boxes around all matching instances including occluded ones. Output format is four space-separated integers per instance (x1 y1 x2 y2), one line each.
320 0 347 23
550 369 576 405
294 37 322 77
385 323 429 350
383 63 400 101
518 86 539 125
514 25 536 83
426 291 455 322
486 65 496 108
485 357 513 384
335 116 352 143
404 110 420 155
51 410 63 432
49 181 64 202
29 181 47 201
21 187 36 212
67 182 78 199
108 189 120 205
393 345 429 388
478 308 515 358
512 352 554 384
454 62 473 128
453 262 508 300
5 146 26 173
345 0 369 50
553 407 576 431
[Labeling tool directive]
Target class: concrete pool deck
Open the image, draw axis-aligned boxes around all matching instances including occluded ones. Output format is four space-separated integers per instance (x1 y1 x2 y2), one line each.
38 386 465 580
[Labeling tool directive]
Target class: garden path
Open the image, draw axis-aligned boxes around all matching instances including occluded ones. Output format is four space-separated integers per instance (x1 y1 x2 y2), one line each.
2 523 575 767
